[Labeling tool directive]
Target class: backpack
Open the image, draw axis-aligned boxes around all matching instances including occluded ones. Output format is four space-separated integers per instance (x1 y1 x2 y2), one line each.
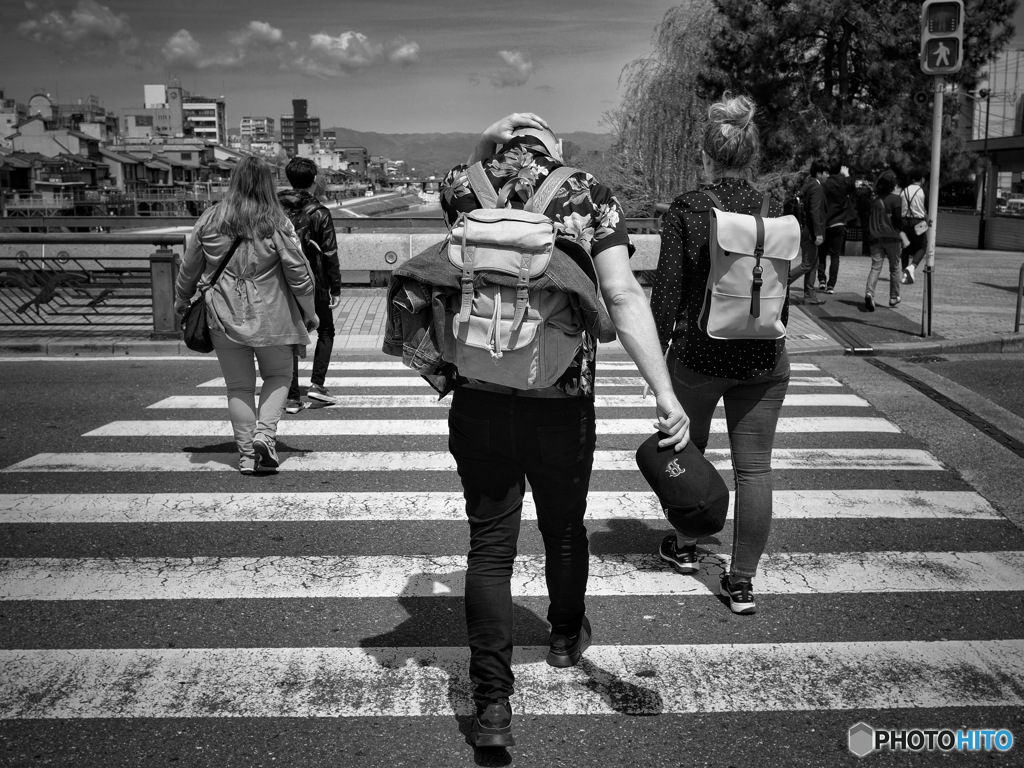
285 198 327 291
697 191 801 340
441 162 585 390
782 191 806 231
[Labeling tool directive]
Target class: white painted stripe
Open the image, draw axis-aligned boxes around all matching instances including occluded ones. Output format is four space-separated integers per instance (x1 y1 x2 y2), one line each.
197 375 842 389
85 417 899 438
4 551 1021 601
149 393 871 409
0 490 999 524
3 640 1022 718
1 449 945 473
287 361 821 372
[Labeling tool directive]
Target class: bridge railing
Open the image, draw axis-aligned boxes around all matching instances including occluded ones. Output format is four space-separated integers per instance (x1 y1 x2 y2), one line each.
0 228 662 338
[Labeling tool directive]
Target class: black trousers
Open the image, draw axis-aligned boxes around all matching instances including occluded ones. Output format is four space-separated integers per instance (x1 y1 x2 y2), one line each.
818 225 846 289
288 292 336 400
788 238 820 297
448 387 596 707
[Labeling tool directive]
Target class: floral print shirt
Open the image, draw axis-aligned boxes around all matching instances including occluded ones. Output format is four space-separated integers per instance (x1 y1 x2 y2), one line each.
440 136 632 398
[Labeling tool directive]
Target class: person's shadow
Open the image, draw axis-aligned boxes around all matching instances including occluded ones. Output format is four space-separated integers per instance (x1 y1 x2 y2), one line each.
360 567 667 763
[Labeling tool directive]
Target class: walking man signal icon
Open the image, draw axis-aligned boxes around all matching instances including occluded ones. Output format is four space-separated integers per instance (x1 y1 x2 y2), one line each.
933 41 950 68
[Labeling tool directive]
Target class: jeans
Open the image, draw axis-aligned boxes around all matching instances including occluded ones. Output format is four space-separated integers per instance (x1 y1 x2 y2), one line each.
818 225 846 289
667 351 790 579
211 331 292 458
448 387 596 707
288 292 336 399
866 241 901 302
788 238 820 298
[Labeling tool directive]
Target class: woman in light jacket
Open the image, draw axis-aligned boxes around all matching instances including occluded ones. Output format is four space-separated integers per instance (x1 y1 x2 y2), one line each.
174 156 318 474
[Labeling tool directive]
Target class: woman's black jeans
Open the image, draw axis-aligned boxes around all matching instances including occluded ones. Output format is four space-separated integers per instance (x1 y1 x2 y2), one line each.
448 387 596 708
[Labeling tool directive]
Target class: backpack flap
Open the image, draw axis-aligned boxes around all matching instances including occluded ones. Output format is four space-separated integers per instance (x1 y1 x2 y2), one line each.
711 209 801 264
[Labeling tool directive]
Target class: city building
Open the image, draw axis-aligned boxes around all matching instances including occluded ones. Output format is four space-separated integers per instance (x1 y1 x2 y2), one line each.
240 116 275 140
280 99 320 156
969 47 1024 200
0 90 26 149
123 84 226 145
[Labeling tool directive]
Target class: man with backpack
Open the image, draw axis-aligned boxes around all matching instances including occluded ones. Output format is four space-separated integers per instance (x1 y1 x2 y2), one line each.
278 158 342 411
787 160 828 305
424 112 689 747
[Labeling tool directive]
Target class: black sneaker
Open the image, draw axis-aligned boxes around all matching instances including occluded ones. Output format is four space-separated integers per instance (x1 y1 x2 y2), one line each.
285 399 303 415
306 384 337 404
864 294 875 312
825 286 836 294
659 535 699 575
546 615 592 668
470 699 514 748
720 575 756 614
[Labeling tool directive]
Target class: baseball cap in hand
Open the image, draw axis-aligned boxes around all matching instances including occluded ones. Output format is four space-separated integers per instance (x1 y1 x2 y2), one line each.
635 433 729 537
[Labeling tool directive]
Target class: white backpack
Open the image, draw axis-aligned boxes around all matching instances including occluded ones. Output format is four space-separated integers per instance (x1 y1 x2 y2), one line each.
697 191 801 340
442 163 585 389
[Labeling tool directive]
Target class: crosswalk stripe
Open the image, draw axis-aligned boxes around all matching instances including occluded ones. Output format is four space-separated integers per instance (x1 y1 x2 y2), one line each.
148 393 872 409
84 417 900 437
286 361 822 372
197 375 844 389
1 449 945 473
5 551 1021 600
0 490 999 524
3 639 1022 718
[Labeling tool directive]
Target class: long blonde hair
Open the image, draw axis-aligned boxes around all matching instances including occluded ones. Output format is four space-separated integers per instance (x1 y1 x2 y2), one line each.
215 155 288 239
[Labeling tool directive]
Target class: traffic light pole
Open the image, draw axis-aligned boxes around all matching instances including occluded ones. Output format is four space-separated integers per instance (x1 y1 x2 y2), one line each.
921 75 944 338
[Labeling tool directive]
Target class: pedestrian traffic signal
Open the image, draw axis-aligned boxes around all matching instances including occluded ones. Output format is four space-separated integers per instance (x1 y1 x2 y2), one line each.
921 0 964 75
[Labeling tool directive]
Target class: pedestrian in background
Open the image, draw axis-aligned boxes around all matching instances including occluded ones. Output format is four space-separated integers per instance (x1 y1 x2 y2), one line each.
651 93 790 616
788 159 828 305
900 168 928 285
174 156 318 474
818 162 858 294
864 170 903 311
278 157 342 413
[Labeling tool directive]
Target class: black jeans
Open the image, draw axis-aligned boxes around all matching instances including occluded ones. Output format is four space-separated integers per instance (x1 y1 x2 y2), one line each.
448 387 596 707
788 238 820 297
818 225 846 289
288 292 336 399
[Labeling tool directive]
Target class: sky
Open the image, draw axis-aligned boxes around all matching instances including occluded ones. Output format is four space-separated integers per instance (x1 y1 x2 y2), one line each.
0 0 684 135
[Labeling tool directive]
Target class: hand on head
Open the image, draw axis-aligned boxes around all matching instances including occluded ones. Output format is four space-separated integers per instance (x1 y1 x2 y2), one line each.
482 113 550 145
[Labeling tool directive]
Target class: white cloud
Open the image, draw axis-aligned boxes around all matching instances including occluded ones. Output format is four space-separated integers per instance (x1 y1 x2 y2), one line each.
388 37 420 65
162 21 290 70
490 50 534 88
17 0 139 57
293 30 420 77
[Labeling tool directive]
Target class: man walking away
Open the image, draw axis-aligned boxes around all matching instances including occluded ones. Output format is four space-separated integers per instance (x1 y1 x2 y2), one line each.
278 158 342 412
818 162 858 294
788 160 828 305
900 169 928 285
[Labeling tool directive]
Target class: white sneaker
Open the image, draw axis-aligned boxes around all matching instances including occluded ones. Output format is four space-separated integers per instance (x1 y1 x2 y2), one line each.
903 265 915 285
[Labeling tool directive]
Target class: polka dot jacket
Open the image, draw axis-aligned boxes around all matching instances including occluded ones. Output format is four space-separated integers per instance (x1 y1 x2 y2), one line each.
650 177 787 379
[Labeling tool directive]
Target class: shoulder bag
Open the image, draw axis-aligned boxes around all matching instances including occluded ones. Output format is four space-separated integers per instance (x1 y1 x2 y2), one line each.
180 237 242 353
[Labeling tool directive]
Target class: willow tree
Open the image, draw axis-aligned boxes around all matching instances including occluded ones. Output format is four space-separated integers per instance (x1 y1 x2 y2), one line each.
698 0 1017 179
605 1 720 215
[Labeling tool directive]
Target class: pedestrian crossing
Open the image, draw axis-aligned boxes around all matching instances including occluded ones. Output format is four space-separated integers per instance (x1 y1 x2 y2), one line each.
1 356 1023 751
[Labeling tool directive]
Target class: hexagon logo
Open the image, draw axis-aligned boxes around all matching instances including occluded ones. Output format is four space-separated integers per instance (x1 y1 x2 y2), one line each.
849 722 875 758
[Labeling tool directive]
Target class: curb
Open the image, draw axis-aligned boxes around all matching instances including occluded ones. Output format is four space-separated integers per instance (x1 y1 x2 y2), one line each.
866 332 1024 358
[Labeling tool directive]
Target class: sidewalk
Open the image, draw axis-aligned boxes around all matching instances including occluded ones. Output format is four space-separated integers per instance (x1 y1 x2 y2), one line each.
1 248 1020 357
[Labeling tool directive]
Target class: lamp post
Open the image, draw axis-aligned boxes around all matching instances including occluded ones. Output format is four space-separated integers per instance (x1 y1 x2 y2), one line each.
977 88 992 250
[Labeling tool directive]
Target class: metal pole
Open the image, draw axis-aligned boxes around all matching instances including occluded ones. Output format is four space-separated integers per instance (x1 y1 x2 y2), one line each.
921 75 944 338
977 90 991 249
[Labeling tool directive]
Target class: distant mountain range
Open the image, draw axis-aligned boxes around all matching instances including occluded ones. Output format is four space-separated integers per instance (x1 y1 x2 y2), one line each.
322 127 614 176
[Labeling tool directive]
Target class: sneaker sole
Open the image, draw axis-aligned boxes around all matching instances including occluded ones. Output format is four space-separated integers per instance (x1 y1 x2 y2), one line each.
306 392 337 403
720 582 757 614
253 441 280 469
470 728 515 748
658 551 699 575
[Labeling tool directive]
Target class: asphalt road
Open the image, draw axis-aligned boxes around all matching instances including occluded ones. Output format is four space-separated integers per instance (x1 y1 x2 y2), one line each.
1 352 1023 767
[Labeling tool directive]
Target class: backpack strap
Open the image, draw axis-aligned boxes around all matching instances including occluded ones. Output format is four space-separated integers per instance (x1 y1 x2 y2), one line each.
466 162 499 209
704 191 723 209
705 190 768 318
760 193 771 217
525 166 579 215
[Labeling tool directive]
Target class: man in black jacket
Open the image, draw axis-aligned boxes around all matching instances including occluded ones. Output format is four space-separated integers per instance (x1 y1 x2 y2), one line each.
788 160 828 305
278 157 342 410
817 162 858 293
